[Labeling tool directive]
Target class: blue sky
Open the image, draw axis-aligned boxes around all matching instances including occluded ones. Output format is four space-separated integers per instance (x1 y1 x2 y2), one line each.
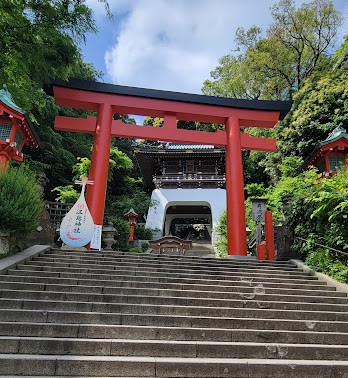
81 0 348 95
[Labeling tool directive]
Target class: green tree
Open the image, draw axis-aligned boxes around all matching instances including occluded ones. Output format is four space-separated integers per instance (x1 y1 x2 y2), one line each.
270 0 341 90
203 0 342 100
0 1 110 198
0 0 110 111
53 146 134 200
261 55 348 181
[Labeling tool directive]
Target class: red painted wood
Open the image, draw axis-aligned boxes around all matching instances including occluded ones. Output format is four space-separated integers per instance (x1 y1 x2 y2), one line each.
225 117 247 256
111 119 227 146
265 211 275 261
257 241 267 260
129 224 135 242
53 86 281 126
55 116 276 150
85 103 113 227
55 116 96 134
240 133 276 152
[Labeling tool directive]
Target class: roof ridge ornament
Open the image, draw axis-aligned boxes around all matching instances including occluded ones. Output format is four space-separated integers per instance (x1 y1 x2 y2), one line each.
324 124 348 143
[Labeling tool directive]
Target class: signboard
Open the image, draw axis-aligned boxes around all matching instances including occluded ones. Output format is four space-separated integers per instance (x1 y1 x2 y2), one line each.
60 177 94 247
90 224 102 250
251 198 267 222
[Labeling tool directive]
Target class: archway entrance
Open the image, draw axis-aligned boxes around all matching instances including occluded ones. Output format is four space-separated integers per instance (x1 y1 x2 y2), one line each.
170 219 211 241
165 204 212 241
52 78 291 255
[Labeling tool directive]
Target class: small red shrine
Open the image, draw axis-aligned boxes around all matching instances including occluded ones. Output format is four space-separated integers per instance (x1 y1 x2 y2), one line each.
303 125 348 175
124 208 140 242
0 85 39 171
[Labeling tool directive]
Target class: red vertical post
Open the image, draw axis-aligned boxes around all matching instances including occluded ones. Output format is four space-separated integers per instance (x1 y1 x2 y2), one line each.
129 224 135 242
225 117 247 256
85 103 113 227
265 211 275 260
257 241 267 260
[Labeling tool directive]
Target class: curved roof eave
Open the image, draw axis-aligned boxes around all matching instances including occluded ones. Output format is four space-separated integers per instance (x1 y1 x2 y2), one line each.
50 78 292 120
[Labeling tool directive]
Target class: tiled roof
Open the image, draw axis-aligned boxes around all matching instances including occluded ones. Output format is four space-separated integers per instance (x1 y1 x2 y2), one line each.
165 144 215 150
0 84 24 114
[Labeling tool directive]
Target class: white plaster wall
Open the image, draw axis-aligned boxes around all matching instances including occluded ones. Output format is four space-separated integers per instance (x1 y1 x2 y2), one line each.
145 188 226 238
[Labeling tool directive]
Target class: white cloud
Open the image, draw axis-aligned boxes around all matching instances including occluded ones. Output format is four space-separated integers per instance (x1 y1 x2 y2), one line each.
103 0 347 94
104 0 278 93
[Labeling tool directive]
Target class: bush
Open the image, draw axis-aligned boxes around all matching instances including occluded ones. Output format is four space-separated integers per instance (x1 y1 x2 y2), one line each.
141 242 149 252
135 227 153 240
129 247 144 253
306 249 348 283
107 216 130 251
0 165 44 238
214 210 228 258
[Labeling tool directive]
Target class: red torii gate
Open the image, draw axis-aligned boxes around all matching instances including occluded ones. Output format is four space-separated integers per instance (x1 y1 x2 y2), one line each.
52 79 291 256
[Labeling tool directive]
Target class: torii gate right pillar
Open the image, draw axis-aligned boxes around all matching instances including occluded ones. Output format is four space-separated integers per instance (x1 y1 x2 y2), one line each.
225 117 247 256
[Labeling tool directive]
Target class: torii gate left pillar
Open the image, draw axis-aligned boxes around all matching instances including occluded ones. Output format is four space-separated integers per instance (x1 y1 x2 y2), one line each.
85 103 113 225
52 79 291 255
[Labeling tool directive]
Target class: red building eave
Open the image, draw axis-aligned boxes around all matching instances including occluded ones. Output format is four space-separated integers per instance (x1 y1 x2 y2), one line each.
0 102 40 149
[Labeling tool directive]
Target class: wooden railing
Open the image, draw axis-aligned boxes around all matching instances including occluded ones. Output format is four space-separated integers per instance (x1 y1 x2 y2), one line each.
153 173 225 187
149 236 192 255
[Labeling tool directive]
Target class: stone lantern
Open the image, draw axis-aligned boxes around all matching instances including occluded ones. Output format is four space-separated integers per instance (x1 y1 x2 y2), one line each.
102 222 116 251
124 208 140 242
0 85 39 172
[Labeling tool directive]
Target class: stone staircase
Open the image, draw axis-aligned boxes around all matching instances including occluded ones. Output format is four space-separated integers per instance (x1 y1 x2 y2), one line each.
0 247 347 377
183 240 215 258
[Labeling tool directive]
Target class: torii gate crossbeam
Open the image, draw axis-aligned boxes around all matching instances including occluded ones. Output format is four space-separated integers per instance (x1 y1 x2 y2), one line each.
52 79 291 256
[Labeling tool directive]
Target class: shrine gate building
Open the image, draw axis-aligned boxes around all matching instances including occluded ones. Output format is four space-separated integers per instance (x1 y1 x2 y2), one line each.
135 143 226 245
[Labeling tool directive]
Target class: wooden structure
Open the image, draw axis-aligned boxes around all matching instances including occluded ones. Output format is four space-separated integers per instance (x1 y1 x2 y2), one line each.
135 143 224 242
0 85 39 171
51 78 291 256
303 125 348 175
135 143 225 189
149 236 192 255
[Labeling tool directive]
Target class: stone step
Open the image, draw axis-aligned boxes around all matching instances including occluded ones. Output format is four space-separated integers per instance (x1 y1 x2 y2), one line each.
1 336 348 360
0 282 347 306
1 309 346 332
15 263 322 284
28 257 314 278
1 297 348 321
1 247 347 377
42 252 298 272
2 286 348 313
5 268 333 290
1 322 347 345
36 255 301 276
0 280 345 304
179 251 216 257
0 354 347 377
48 248 295 268
0 273 343 297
